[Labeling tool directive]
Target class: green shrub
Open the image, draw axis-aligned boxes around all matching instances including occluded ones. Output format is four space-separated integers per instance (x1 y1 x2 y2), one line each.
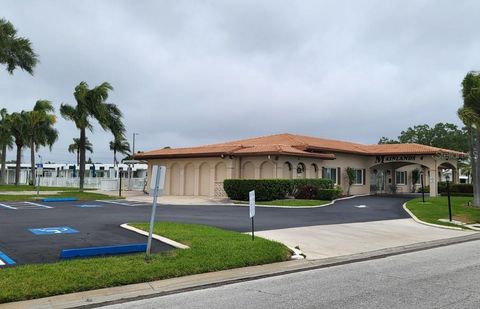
223 179 292 201
317 188 342 200
224 178 335 201
293 185 319 199
440 192 473 197
438 182 472 194
418 185 429 193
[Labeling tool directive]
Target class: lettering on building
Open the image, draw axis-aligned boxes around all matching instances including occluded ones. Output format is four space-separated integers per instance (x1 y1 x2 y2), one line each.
375 155 416 164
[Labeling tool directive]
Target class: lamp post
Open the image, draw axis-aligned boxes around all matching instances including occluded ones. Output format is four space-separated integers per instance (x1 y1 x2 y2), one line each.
420 171 425 203
129 133 139 190
446 173 452 222
132 133 139 157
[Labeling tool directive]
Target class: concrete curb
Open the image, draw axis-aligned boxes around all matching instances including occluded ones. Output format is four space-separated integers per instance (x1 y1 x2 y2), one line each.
235 194 371 209
120 224 190 249
402 202 465 231
6 232 480 309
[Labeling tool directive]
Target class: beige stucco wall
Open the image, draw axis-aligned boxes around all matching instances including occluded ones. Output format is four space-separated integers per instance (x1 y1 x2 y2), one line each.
145 153 457 198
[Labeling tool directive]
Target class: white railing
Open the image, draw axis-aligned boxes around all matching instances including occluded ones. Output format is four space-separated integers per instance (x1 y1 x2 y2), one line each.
34 177 147 191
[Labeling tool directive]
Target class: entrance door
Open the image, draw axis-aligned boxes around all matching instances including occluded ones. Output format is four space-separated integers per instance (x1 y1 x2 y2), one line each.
370 169 385 194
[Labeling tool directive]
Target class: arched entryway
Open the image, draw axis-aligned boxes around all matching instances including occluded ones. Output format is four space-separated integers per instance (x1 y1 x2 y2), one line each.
184 163 195 195
170 163 181 195
198 162 210 196
260 161 274 178
242 162 255 179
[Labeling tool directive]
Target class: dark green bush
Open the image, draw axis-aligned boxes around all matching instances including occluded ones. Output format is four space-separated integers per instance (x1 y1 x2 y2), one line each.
224 178 336 201
293 185 319 199
223 179 292 201
440 192 473 197
438 182 472 194
317 188 343 200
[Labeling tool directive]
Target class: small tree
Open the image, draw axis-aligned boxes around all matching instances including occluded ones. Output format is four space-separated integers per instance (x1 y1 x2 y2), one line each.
411 169 420 193
346 167 356 195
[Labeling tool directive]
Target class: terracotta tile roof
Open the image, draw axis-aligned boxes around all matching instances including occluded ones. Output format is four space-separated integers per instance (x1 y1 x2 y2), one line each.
135 133 466 159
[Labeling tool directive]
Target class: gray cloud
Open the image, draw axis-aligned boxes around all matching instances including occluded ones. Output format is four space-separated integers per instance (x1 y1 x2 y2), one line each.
0 0 478 163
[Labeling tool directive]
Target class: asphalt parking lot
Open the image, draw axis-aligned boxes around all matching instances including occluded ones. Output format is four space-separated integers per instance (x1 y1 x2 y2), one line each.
0 196 411 266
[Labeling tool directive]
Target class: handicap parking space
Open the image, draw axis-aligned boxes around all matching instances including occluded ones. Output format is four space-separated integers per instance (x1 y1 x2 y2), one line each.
0 201 53 210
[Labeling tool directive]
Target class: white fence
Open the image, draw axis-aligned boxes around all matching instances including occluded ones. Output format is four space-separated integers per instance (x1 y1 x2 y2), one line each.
34 177 146 191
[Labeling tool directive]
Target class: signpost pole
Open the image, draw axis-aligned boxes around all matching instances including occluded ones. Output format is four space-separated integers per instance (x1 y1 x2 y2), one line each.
249 190 255 241
119 173 122 197
420 172 425 203
447 177 452 222
146 166 165 259
251 216 254 241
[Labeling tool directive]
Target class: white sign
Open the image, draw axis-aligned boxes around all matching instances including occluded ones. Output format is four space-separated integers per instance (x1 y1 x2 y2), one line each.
249 190 255 218
150 165 166 197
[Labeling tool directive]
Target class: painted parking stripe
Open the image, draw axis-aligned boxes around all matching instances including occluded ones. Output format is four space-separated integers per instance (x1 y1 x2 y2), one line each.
0 251 16 265
97 200 149 206
24 201 53 209
0 259 5 266
0 203 17 210
354 205 368 208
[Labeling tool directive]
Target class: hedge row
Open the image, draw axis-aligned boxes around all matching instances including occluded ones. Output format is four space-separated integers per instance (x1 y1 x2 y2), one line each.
418 183 473 194
223 179 336 201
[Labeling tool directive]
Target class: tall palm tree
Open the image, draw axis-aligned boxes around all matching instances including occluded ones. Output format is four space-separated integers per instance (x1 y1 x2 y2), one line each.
7 112 28 185
60 81 125 190
0 18 38 75
68 137 93 165
25 100 58 184
109 135 130 166
0 108 13 184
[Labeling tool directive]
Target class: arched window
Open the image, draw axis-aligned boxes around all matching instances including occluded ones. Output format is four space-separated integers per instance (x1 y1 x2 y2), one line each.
297 163 306 179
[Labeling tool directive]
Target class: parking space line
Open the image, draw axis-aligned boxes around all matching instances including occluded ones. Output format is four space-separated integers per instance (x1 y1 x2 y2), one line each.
0 251 16 265
97 200 144 207
0 259 5 266
24 201 53 209
0 203 17 210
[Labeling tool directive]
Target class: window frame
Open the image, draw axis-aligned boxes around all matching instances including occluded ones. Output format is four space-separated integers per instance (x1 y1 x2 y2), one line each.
395 171 407 185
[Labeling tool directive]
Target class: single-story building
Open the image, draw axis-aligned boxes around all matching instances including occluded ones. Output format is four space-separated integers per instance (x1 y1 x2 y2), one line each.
135 133 465 198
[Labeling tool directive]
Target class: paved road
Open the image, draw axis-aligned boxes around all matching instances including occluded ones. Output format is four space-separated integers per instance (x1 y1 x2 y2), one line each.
103 239 480 309
0 196 410 265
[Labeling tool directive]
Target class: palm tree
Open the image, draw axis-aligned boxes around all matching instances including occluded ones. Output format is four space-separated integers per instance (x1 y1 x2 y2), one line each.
109 135 130 167
0 18 38 75
24 100 58 184
0 108 13 184
68 137 93 165
7 112 28 185
60 81 125 191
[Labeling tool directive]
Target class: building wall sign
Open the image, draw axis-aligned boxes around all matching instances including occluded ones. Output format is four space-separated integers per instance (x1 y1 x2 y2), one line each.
375 155 417 164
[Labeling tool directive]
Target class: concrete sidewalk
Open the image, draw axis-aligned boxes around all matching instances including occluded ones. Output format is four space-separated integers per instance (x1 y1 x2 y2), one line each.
4 232 480 309
255 218 477 259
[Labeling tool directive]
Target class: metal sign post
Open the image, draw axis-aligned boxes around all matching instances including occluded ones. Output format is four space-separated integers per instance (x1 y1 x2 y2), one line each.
36 163 43 196
145 165 166 259
249 190 255 241
420 172 425 203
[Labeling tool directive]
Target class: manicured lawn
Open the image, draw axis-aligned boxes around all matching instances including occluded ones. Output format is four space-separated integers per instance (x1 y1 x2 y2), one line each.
405 196 480 228
0 185 83 191
0 191 115 202
235 199 331 207
0 222 290 303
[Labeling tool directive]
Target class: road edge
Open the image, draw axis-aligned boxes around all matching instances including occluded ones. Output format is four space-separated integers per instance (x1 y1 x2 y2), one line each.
5 233 480 309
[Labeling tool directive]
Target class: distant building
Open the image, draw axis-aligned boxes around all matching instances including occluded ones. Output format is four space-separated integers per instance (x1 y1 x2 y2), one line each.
135 133 465 198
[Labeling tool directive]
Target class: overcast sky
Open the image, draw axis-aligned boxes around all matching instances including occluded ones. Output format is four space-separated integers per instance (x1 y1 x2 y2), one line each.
1 0 478 163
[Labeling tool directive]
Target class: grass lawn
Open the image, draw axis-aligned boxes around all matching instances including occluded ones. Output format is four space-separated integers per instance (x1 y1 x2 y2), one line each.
235 199 331 207
0 222 290 303
0 191 116 202
0 184 85 191
405 196 480 228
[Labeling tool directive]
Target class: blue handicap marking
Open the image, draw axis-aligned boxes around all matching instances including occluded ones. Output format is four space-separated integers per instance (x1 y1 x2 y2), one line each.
29 226 79 235
0 251 16 265
75 204 103 208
